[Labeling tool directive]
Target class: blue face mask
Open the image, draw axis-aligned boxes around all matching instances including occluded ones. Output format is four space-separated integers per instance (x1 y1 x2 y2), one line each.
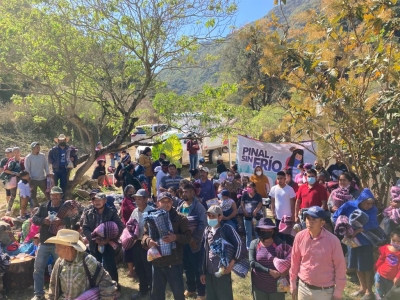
307 177 316 184
207 218 219 228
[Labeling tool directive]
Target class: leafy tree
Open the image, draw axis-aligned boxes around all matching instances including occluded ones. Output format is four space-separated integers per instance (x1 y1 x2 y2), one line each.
261 0 400 204
0 0 237 196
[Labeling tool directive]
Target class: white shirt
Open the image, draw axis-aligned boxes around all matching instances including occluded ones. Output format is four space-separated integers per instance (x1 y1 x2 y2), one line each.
156 170 167 195
18 180 31 198
130 205 152 240
269 184 296 220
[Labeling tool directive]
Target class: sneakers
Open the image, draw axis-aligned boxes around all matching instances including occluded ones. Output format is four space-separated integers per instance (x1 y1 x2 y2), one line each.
16 215 27 221
131 291 148 299
31 296 46 300
184 291 197 298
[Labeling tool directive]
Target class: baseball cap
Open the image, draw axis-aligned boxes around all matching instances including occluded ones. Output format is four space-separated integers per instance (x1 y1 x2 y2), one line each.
221 189 229 197
157 192 173 202
94 193 107 200
31 142 40 148
200 166 209 173
90 189 100 196
50 186 63 194
304 206 326 219
134 189 149 198
34 233 40 239
207 205 223 216
5 148 12 153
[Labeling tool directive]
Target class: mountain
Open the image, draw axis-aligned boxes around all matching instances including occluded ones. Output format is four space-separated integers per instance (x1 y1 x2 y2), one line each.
159 0 321 95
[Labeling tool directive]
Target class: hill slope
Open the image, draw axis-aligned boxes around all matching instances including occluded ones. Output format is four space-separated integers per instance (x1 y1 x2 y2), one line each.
159 0 321 95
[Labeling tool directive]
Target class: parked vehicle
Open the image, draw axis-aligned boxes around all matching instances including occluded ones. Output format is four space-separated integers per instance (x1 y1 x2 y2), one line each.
130 124 169 144
135 130 228 165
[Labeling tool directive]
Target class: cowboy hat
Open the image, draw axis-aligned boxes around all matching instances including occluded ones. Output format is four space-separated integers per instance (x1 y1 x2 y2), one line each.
45 229 86 252
54 134 70 143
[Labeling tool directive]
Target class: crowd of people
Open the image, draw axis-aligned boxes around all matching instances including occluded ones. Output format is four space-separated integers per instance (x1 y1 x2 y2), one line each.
1 136 400 300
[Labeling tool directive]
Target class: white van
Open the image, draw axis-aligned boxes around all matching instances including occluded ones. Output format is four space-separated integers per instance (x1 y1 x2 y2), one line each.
130 124 169 144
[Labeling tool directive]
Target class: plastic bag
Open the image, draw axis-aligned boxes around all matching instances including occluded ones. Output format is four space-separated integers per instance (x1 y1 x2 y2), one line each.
147 246 161 262
214 266 225 278
341 236 361 248
277 277 290 293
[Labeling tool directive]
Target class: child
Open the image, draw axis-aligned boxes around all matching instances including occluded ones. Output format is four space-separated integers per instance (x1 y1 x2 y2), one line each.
17 171 31 220
219 189 238 230
374 229 400 299
29 234 40 257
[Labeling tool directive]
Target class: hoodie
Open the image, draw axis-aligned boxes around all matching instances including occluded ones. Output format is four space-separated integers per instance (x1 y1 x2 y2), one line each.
333 188 379 246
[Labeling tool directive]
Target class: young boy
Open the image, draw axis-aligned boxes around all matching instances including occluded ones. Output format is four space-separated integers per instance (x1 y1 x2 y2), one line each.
17 170 31 220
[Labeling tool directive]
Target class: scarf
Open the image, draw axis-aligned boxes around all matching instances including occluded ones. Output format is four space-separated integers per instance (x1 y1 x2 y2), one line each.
331 187 353 208
383 207 400 224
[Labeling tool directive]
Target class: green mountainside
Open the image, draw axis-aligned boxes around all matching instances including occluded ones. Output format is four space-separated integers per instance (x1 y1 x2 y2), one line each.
159 0 321 95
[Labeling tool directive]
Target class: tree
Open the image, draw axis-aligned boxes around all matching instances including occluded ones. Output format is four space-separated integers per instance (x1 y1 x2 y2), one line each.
0 0 237 196
260 0 400 204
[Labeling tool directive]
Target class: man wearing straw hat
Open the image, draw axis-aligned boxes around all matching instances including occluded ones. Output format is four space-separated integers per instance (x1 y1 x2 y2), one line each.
48 134 78 194
46 229 117 300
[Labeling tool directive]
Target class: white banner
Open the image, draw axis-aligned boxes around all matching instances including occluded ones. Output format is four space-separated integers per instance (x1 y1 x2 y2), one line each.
236 135 317 182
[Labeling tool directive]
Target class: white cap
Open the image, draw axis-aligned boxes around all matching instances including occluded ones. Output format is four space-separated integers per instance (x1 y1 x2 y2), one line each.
154 166 162 172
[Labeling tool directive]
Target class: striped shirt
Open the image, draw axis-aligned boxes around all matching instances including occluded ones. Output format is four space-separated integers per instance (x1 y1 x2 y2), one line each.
160 174 183 190
251 241 279 293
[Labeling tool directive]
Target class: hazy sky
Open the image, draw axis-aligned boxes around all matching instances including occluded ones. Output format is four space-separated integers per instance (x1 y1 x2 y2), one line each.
235 0 274 28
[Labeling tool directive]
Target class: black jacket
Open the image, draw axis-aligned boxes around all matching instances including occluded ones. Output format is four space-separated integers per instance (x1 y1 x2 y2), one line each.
82 206 125 253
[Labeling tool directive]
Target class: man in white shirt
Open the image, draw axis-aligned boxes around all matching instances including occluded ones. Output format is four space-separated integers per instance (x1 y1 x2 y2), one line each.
155 161 169 196
25 142 50 207
269 171 296 244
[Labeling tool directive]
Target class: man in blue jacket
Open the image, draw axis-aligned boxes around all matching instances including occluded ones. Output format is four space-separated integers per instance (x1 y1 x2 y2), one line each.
333 188 378 300
48 134 78 194
177 183 207 300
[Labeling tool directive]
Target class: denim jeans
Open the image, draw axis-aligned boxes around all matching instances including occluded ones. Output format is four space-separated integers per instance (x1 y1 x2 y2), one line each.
375 272 394 299
92 244 118 283
244 218 258 249
151 264 185 300
189 154 198 170
33 244 58 296
54 167 68 194
182 245 205 296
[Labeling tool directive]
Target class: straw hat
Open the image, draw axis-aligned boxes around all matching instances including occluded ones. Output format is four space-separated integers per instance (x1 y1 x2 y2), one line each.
54 134 70 143
45 229 86 252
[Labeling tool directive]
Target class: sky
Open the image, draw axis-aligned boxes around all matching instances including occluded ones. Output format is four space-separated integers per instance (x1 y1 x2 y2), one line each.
235 0 274 28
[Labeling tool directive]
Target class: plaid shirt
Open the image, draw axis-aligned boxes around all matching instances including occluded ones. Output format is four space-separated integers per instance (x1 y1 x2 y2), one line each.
58 252 98 299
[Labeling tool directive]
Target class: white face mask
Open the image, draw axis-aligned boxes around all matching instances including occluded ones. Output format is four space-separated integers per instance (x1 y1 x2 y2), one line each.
256 171 262 176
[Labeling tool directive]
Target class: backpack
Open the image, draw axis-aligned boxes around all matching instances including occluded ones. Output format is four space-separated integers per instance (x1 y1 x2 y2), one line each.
82 254 102 288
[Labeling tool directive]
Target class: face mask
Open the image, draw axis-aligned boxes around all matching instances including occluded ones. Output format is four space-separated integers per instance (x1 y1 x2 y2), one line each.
207 218 219 228
59 142 66 147
159 158 164 162
307 177 316 184
227 176 233 182
247 187 254 194
391 242 400 250
259 231 273 240
315 165 321 170
256 171 262 176
22 179 29 184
